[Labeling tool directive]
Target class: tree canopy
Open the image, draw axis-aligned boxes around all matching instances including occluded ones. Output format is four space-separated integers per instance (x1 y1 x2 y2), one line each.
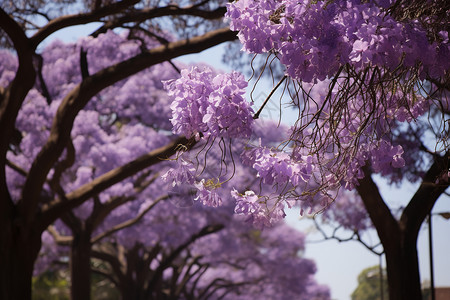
352 266 389 300
0 0 449 300
0 0 236 299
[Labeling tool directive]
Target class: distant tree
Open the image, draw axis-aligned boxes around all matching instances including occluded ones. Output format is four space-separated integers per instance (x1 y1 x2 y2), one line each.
32 270 70 300
352 266 389 300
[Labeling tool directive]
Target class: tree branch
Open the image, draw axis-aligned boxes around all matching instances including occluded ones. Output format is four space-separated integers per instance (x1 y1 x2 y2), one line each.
91 248 125 287
91 5 227 36
90 267 118 287
356 166 401 248
30 0 140 49
0 7 36 211
89 172 160 230
39 136 194 231
173 256 205 298
310 217 383 255
400 150 449 238
5 159 28 177
91 195 168 244
47 225 73 246
149 224 225 288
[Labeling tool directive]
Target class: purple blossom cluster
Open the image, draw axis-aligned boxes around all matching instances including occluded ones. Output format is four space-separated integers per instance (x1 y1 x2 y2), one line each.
226 0 450 82
232 189 287 228
164 62 439 227
241 146 314 186
164 61 442 227
163 64 432 225
164 66 254 139
161 153 225 208
194 179 223 207
161 155 197 186
320 191 371 232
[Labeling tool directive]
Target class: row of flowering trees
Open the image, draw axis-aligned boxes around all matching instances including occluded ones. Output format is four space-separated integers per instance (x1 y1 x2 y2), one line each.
1 0 449 300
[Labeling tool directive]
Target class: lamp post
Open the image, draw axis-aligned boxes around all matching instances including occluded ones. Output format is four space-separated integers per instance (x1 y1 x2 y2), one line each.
379 253 385 300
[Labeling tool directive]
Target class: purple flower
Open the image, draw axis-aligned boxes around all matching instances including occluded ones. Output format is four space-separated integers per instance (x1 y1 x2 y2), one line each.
161 156 196 186
164 67 253 140
232 189 286 228
194 179 223 207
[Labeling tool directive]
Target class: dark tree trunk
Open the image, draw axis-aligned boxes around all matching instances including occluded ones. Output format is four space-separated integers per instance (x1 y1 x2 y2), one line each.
119 246 150 300
119 279 147 300
0 218 41 300
70 231 93 300
383 231 423 300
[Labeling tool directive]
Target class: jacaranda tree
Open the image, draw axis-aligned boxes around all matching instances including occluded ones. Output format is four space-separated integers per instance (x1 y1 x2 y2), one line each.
0 0 236 299
159 1 449 300
1 1 449 300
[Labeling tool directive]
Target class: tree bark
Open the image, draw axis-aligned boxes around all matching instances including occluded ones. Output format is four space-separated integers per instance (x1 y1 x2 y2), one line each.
383 235 422 300
356 172 423 300
0 220 42 300
70 229 93 300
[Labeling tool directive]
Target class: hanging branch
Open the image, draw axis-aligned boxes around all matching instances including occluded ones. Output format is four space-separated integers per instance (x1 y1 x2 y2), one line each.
253 75 287 120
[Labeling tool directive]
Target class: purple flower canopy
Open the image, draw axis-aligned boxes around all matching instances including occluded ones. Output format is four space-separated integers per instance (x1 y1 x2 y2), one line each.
162 0 448 227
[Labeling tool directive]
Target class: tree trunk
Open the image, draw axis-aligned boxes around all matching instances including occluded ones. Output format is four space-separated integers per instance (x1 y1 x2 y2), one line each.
356 159 449 300
356 167 425 300
119 247 149 300
70 231 92 300
0 219 41 300
119 279 146 300
384 232 423 300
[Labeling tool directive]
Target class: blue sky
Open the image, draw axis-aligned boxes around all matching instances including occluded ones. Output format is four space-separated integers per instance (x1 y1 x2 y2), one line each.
40 23 450 300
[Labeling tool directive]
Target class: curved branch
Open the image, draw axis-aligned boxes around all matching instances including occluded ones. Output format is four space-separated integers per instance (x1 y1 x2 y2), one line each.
149 224 225 289
40 136 194 230
400 150 449 238
90 267 118 287
47 225 73 246
0 8 36 210
173 256 205 298
91 195 168 244
310 217 383 255
356 166 400 248
30 0 140 49
91 248 125 287
24 27 236 226
48 139 75 199
89 195 134 232
91 5 227 36
5 160 28 177
88 172 160 230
